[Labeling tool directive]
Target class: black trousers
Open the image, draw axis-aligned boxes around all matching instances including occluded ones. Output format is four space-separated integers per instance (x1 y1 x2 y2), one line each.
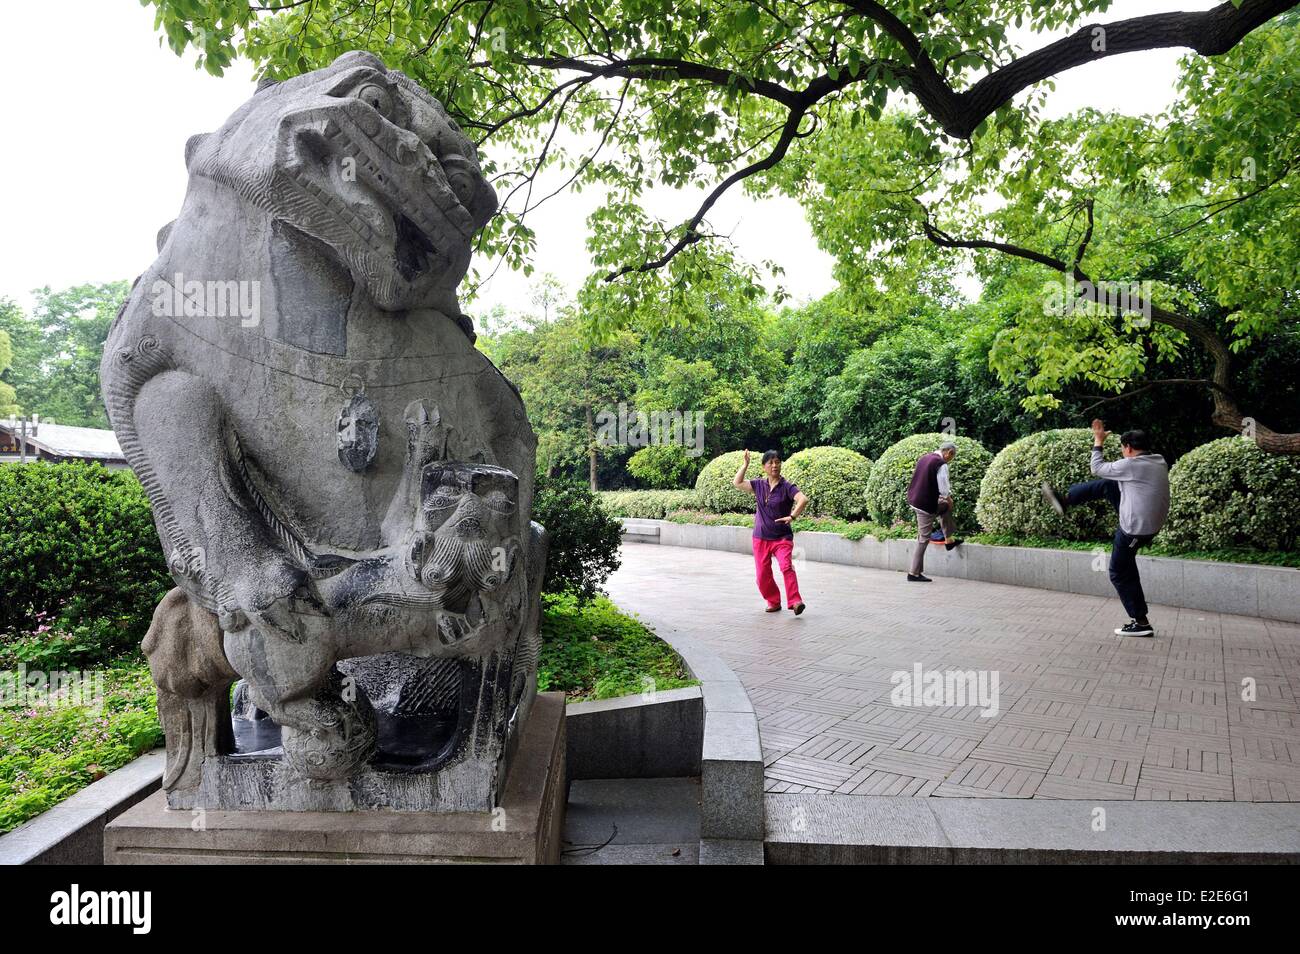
1066 479 1154 620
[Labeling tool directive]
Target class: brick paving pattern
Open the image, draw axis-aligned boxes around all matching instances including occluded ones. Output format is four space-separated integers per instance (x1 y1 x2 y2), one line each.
606 542 1300 801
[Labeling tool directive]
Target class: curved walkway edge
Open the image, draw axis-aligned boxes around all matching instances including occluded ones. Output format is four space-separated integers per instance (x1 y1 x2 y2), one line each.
612 604 766 854
607 539 1300 861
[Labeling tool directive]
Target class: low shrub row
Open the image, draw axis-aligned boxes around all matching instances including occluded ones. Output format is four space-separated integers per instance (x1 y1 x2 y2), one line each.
598 489 701 519
600 429 1298 554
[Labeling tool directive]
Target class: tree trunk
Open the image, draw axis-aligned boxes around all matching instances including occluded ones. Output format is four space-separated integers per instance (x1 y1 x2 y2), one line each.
586 404 598 491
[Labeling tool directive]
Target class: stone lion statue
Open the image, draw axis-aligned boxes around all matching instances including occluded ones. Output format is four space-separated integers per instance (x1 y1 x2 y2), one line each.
102 51 546 811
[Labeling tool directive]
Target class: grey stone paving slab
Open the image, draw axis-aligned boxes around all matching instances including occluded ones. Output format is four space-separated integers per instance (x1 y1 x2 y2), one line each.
562 843 699 865
764 792 1300 863
698 838 765 865
562 777 700 847
608 542 1300 803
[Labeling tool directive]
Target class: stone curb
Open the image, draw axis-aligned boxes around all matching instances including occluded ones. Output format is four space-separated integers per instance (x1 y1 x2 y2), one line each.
764 793 1300 864
0 749 165 865
622 519 1300 623
566 686 704 781
602 593 766 849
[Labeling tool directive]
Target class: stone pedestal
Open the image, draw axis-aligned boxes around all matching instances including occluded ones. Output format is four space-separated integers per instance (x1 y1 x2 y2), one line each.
104 693 566 865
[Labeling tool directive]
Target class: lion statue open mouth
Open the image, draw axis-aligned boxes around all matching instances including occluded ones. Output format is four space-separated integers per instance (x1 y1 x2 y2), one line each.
103 52 546 810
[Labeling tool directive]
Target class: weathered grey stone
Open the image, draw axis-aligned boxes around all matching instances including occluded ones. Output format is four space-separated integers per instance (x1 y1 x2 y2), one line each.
701 711 764 840
885 538 913 573
701 679 755 715
1182 559 1260 617
1136 554 1184 607
565 688 703 780
105 692 567 863
1257 565 1300 623
698 838 764 865
563 777 700 847
852 536 887 568
100 51 545 812
1066 547 1117 598
765 792 1300 864
1015 545 1067 591
923 542 968 580
619 518 662 544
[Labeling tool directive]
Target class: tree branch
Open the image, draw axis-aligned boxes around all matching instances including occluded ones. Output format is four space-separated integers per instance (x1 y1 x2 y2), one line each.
603 107 811 280
916 205 1300 453
840 0 1299 138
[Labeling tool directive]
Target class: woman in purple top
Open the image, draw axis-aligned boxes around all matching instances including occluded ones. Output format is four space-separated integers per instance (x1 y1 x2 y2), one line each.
733 449 810 614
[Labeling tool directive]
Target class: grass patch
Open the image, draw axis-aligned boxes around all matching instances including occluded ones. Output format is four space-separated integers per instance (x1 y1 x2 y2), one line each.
539 593 696 702
1 662 162 835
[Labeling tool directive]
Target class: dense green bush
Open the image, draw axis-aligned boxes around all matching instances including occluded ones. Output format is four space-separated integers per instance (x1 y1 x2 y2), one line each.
865 433 992 534
781 446 873 519
693 450 762 513
976 429 1122 540
0 463 170 655
532 475 623 604
598 489 700 519
1161 437 1300 552
625 444 704 489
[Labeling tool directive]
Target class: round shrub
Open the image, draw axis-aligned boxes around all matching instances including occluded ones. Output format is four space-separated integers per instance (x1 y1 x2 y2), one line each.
626 445 704 489
0 461 171 642
865 433 992 534
598 489 700 519
975 429 1122 540
532 475 623 604
693 450 762 513
1161 437 1300 552
781 446 873 519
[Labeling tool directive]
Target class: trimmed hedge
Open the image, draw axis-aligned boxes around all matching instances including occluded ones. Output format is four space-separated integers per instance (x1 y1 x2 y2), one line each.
782 446 873 519
598 489 701 519
0 462 170 650
976 429 1122 541
865 433 991 533
693 450 762 513
1161 437 1300 552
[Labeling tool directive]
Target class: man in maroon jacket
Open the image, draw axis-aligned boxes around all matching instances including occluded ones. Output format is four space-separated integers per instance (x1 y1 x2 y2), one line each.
905 441 963 582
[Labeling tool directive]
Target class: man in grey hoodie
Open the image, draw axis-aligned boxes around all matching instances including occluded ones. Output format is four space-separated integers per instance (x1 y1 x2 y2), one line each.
1041 420 1170 637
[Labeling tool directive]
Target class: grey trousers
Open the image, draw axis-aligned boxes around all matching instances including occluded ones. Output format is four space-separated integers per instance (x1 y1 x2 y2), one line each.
911 506 955 575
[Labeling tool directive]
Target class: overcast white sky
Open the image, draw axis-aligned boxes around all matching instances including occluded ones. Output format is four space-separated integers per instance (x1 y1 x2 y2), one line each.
0 0 1216 318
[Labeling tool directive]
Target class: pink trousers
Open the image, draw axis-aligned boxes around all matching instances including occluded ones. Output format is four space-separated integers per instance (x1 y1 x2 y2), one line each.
753 537 802 608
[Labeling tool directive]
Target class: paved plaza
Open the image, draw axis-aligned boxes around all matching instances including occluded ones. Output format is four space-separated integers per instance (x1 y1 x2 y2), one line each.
607 543 1300 802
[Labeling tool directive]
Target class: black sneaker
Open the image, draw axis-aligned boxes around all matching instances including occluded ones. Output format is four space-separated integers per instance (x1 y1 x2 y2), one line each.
764 605 782 613
906 574 932 583
792 603 806 616
945 539 963 551
1115 619 1154 637
1041 482 1066 516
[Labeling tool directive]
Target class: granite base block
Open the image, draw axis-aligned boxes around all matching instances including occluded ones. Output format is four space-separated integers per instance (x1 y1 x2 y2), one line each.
104 692 567 864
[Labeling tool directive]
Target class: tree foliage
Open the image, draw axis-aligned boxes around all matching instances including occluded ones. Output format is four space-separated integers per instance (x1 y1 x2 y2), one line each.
0 283 128 428
774 16 1300 451
143 0 1297 304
